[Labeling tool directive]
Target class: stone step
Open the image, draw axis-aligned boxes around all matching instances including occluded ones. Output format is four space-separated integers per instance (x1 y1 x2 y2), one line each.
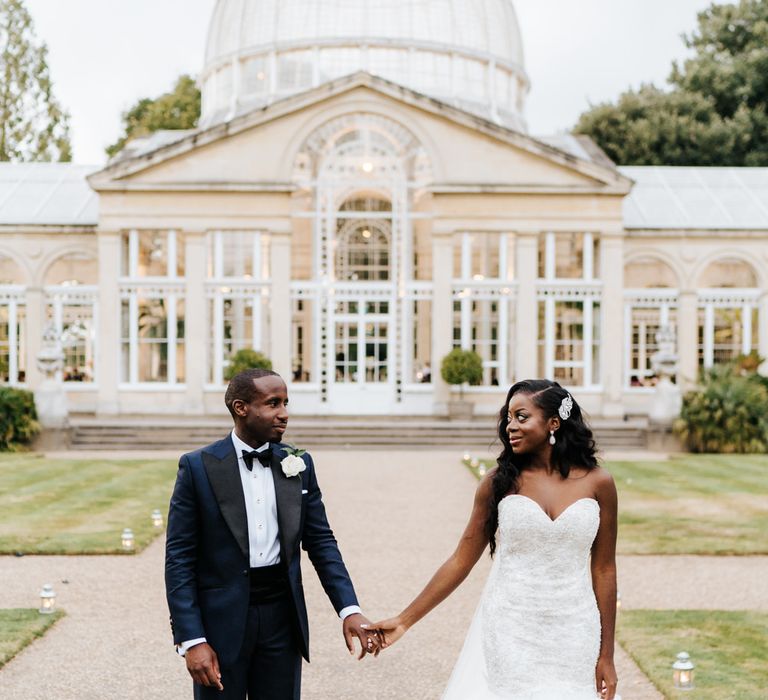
68 417 648 450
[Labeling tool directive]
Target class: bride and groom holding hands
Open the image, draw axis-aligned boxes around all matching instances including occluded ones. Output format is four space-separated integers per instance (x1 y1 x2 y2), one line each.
165 368 619 700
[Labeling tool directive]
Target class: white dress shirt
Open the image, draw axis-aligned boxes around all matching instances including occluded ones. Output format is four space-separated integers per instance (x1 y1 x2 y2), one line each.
179 432 360 655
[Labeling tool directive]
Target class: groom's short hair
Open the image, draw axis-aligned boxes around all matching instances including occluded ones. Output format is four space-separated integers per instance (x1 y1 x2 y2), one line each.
225 368 281 417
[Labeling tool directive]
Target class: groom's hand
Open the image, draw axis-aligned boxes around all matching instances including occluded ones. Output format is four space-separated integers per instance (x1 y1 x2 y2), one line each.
343 613 381 660
186 642 224 691
363 616 408 649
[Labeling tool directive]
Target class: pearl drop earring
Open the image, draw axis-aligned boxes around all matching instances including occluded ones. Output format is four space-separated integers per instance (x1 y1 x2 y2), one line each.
549 430 556 446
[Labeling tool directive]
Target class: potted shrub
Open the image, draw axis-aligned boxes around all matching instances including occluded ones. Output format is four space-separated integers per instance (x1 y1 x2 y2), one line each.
440 348 483 419
224 348 273 381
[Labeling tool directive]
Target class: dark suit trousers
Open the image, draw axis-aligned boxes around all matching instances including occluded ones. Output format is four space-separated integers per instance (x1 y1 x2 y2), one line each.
193 594 301 700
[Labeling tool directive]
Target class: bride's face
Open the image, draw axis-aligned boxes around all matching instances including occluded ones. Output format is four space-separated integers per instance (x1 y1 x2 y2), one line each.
505 393 550 454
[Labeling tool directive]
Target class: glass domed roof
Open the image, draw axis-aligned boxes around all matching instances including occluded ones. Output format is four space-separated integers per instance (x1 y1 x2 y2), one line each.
201 0 529 131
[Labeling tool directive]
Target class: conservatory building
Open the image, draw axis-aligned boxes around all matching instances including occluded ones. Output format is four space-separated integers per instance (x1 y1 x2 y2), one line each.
1 0 767 418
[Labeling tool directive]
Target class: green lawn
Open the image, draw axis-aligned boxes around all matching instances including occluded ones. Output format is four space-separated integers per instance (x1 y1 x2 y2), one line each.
0 454 177 554
617 610 768 699
465 454 768 555
0 609 64 668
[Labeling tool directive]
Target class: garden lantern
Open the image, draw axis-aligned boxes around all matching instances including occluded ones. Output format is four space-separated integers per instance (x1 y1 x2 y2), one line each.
152 509 164 528
470 457 479 468
478 464 487 477
672 651 695 690
463 451 471 461
121 528 135 551
616 591 621 611
39 584 56 614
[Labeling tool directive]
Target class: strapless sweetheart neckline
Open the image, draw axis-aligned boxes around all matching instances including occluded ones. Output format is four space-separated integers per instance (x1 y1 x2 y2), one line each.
500 494 599 523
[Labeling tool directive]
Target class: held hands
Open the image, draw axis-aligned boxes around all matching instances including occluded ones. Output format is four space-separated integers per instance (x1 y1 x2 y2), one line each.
185 642 224 691
595 656 618 700
343 613 382 660
361 615 409 650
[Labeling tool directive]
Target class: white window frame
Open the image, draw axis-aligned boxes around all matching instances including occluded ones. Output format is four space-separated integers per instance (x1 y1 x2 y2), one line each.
697 289 759 368
0 286 25 386
45 285 99 386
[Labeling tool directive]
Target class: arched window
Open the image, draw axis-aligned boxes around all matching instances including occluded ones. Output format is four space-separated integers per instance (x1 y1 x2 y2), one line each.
335 210 391 282
697 257 759 368
623 256 680 388
44 252 98 383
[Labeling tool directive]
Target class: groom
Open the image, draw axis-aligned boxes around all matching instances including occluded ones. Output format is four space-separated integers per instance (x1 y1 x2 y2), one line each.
165 368 378 699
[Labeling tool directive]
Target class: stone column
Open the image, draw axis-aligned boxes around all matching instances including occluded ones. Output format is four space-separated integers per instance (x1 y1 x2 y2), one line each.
431 232 454 412
96 231 121 415
600 234 625 416
514 232 538 381
758 291 768 375
23 286 44 389
677 290 699 389
184 231 207 414
269 232 292 379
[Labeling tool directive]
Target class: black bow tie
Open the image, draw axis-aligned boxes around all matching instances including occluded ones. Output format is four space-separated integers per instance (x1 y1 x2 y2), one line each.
242 447 272 471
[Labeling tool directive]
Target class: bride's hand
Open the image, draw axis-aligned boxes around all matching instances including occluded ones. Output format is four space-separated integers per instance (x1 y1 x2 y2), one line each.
362 616 408 649
595 656 618 700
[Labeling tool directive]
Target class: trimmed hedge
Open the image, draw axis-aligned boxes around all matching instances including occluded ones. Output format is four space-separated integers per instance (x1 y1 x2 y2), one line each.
0 387 40 451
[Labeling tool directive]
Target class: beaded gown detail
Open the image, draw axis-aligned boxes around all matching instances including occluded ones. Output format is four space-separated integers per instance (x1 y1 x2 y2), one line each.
442 495 603 700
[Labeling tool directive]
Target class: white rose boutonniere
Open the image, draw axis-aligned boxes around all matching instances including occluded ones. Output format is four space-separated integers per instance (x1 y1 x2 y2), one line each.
281 445 307 478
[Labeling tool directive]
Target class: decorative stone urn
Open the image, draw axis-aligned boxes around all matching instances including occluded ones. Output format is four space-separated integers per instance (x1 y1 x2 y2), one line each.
648 325 682 425
34 325 69 430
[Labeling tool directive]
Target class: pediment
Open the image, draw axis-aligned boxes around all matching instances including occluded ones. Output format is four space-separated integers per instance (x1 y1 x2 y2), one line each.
88 73 631 196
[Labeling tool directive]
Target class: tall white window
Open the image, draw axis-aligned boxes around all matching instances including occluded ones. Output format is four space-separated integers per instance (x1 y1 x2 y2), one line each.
624 295 678 388
0 255 26 385
0 290 25 385
697 258 760 368
206 231 270 385
45 252 98 384
120 230 185 384
623 258 680 388
452 232 512 387
537 232 601 388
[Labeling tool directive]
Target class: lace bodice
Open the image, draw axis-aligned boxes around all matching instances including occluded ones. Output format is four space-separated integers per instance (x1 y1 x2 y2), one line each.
480 495 602 699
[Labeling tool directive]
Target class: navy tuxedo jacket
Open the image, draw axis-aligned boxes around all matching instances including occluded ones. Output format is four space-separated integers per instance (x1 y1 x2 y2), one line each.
164 436 358 665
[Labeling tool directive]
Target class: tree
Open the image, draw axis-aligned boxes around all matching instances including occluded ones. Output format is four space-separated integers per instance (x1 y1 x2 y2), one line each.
575 0 768 166
107 75 201 158
0 0 71 162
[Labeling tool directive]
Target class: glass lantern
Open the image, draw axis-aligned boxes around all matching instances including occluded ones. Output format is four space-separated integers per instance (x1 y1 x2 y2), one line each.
470 458 479 468
121 528 135 551
463 451 471 462
151 509 164 528
672 651 695 690
478 464 487 477
39 584 56 614
616 591 622 611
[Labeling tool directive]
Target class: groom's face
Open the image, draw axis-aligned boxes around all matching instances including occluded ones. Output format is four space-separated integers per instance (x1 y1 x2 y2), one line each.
237 376 289 445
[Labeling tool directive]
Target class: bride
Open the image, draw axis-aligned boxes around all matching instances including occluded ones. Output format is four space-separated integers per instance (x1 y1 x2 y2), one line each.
367 380 619 700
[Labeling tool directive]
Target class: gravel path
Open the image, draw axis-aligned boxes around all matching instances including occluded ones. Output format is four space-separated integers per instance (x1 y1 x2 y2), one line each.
1 448 764 699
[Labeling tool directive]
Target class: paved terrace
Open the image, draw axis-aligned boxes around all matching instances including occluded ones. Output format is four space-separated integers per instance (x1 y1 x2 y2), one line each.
1 448 765 699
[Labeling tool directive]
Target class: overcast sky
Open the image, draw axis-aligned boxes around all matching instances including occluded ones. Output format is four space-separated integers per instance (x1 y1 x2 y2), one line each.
24 0 715 164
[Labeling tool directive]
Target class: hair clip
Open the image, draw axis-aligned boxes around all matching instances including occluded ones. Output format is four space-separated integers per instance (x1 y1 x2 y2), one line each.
558 394 573 421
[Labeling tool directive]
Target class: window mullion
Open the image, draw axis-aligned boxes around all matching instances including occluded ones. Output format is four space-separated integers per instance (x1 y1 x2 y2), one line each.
167 293 177 384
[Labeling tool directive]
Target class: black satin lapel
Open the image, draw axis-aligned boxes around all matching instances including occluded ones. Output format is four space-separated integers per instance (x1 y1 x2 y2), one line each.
270 451 302 562
203 449 249 560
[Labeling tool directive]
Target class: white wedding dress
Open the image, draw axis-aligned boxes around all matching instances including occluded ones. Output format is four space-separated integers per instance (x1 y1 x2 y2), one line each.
443 494 614 700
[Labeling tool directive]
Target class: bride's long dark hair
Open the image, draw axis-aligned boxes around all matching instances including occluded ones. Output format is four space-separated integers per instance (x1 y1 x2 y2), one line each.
485 380 599 556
